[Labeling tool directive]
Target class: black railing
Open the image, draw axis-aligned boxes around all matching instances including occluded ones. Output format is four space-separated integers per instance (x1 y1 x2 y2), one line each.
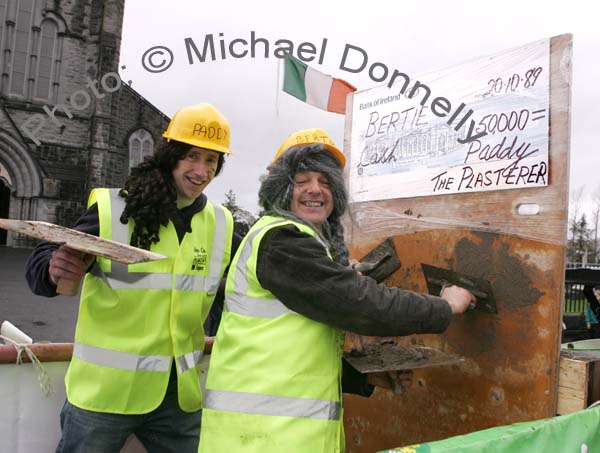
566 262 600 270
564 282 587 313
564 267 600 313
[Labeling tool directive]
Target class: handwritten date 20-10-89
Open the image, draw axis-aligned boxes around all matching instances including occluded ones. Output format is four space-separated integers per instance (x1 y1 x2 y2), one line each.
483 67 543 97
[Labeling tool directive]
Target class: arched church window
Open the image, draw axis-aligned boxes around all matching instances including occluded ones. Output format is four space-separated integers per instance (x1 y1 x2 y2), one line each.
35 20 57 99
2 0 62 101
9 0 35 96
128 129 155 170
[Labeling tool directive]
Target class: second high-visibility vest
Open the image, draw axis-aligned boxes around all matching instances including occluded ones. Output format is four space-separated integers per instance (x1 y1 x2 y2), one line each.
200 215 346 452
66 188 233 414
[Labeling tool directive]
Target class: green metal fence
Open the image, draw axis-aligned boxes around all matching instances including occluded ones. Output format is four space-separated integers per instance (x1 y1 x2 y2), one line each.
564 283 588 313
563 264 600 313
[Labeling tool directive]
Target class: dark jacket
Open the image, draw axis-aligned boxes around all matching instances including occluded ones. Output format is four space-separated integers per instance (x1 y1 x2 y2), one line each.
247 223 452 396
256 224 452 336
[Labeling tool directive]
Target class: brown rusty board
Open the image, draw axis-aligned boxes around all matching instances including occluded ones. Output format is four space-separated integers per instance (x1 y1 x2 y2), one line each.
342 35 570 452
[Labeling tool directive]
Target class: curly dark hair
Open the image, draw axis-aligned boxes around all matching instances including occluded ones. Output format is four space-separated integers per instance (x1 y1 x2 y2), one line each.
119 140 225 250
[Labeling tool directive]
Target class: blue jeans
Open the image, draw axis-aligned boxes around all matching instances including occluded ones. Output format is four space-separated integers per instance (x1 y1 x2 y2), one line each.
56 376 201 453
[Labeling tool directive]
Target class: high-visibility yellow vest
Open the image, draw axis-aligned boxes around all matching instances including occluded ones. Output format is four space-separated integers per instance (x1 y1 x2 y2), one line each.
66 188 233 414
200 215 346 453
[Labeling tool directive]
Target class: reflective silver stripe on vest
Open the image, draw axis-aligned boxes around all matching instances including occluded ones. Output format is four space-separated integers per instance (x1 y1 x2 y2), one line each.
224 219 327 318
175 349 204 373
90 264 174 290
232 220 289 297
313 233 329 254
175 274 207 292
204 205 227 295
73 341 171 372
108 189 128 244
204 389 340 421
226 293 297 318
108 189 129 276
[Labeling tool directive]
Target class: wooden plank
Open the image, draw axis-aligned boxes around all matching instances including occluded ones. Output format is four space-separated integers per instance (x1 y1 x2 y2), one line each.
0 219 166 264
557 386 586 414
0 218 168 295
558 357 589 391
557 357 588 415
590 362 600 405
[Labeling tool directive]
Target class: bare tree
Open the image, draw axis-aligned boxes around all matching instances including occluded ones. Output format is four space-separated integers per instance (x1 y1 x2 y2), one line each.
590 184 600 262
567 213 593 264
569 185 587 241
222 189 256 237
223 189 238 211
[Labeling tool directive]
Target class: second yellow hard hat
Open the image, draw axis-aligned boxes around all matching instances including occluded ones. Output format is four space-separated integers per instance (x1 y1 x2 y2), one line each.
274 128 346 168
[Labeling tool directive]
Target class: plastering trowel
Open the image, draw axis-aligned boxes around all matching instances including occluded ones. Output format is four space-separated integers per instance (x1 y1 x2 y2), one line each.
344 340 464 375
344 249 468 379
354 238 401 283
421 263 498 314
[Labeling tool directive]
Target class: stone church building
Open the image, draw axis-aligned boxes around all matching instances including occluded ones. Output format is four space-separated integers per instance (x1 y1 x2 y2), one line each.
0 0 169 246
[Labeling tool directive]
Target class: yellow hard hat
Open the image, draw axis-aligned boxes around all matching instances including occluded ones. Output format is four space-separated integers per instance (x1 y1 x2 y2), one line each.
274 128 346 168
162 103 232 154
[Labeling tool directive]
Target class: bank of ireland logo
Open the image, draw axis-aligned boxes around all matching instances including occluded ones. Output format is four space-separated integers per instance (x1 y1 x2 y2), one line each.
191 247 207 271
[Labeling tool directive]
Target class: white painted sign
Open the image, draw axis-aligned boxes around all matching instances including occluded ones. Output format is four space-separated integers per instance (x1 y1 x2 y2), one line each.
348 38 550 202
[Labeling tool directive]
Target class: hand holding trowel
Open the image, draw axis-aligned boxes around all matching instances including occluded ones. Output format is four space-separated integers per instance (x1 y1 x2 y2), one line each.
344 241 476 382
0 218 167 296
421 263 498 314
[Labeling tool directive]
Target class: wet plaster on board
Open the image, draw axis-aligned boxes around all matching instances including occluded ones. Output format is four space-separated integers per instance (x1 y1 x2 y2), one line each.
455 233 543 309
444 233 544 358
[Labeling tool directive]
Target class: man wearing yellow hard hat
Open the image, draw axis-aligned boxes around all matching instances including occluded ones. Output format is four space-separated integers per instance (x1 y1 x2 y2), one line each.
199 128 474 452
25 103 239 452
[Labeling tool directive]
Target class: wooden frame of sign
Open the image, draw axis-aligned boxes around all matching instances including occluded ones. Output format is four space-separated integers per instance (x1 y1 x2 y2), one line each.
342 34 571 452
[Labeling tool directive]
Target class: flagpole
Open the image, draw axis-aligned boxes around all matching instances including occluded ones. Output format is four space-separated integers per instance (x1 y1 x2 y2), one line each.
275 56 281 119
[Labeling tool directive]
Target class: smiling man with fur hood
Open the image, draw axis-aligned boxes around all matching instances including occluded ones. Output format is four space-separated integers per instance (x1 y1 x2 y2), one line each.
199 128 474 453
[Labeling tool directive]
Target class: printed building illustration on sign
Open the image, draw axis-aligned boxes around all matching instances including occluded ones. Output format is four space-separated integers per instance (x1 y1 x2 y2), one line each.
348 38 550 202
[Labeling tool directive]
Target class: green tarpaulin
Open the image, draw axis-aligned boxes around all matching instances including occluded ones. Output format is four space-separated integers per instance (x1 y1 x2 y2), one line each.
380 406 600 453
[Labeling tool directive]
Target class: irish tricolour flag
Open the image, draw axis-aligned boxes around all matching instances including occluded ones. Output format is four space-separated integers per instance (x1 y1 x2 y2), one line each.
283 54 356 114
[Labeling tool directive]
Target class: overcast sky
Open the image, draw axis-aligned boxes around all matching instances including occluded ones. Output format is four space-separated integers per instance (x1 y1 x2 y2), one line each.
119 0 598 214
